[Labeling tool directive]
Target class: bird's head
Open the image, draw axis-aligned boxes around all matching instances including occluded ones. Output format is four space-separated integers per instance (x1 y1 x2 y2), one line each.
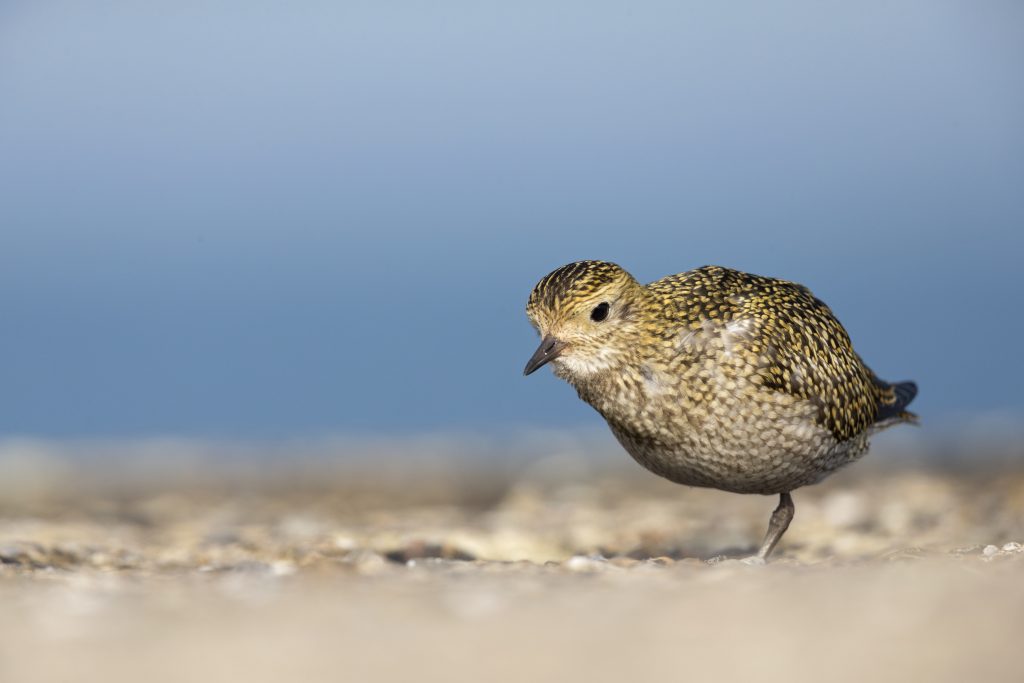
524 260 646 380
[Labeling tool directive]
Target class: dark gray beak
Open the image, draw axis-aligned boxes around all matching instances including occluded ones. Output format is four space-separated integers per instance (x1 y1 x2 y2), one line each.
523 335 566 376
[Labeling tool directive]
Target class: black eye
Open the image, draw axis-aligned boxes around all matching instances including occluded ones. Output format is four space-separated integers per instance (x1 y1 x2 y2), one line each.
590 302 610 322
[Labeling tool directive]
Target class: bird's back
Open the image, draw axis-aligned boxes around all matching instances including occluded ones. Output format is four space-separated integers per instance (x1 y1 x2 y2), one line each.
646 265 917 442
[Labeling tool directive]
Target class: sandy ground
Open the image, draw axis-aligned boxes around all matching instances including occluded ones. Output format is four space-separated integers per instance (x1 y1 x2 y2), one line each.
0 445 1022 683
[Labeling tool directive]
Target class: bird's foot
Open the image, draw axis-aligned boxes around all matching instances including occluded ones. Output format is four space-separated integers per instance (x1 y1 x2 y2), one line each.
740 555 767 566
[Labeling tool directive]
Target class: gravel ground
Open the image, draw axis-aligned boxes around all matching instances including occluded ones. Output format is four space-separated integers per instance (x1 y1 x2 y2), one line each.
0 450 1022 683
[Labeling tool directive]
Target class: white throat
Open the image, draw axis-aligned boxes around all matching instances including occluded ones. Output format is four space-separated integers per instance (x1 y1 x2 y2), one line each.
551 346 620 380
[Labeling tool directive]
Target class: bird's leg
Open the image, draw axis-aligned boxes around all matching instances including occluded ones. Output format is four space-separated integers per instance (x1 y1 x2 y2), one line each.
756 492 795 560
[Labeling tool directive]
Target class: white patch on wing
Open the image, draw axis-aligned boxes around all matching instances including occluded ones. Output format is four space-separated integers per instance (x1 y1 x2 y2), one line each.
678 317 757 358
678 327 698 349
641 364 668 397
721 318 755 357
724 318 755 337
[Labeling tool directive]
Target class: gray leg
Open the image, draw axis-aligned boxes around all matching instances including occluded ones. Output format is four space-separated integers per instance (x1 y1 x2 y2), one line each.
756 492 795 560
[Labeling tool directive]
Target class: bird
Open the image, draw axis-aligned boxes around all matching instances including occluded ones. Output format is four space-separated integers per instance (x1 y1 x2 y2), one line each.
523 261 917 561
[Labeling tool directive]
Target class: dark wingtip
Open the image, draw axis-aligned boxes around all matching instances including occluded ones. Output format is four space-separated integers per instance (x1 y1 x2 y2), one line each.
876 380 918 423
893 381 918 408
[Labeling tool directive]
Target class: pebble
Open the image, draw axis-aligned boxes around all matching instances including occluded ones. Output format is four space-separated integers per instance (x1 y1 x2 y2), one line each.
979 542 1023 558
565 555 607 572
341 550 389 575
333 536 357 551
384 541 475 564
270 561 297 577
0 543 49 568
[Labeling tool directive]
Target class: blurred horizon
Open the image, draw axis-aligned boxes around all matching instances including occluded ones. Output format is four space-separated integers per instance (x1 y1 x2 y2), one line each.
2 1 1023 440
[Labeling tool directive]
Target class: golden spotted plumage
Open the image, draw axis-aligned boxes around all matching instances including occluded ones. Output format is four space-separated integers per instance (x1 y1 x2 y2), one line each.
524 260 917 559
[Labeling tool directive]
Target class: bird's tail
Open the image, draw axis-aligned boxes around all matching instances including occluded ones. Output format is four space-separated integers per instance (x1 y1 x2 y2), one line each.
871 375 918 431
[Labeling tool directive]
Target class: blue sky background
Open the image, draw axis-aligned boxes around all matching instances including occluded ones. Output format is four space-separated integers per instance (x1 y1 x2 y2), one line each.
1 1 1022 438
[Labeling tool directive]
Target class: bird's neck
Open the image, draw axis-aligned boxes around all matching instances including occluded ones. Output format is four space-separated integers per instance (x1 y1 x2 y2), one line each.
557 345 648 415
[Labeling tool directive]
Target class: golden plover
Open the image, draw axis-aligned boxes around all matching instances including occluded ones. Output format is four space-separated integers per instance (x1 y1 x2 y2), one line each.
524 261 917 560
